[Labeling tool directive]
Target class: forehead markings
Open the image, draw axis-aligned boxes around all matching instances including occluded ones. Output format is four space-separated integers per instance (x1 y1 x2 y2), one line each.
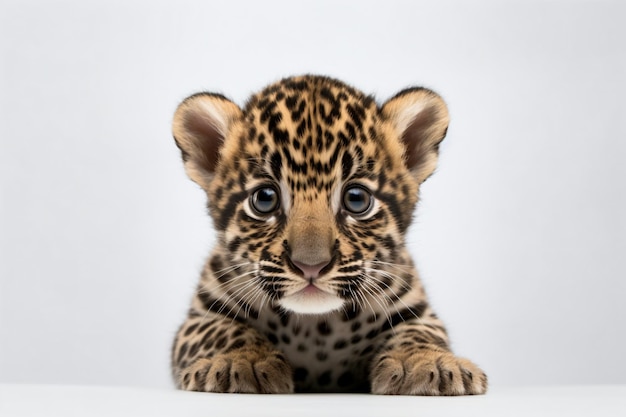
242 78 388 209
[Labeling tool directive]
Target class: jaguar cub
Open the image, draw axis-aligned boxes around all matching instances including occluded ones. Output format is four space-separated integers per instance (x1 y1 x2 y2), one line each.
171 75 487 395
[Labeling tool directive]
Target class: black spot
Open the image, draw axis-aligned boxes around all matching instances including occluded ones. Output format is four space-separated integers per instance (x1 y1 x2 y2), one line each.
214 187 224 202
374 191 407 232
273 352 287 363
341 152 354 181
281 334 291 344
225 339 246 352
346 103 365 130
360 345 374 356
317 370 332 386
412 335 430 344
247 125 257 141
350 321 362 332
227 237 243 254
215 336 227 350
317 321 332 335
209 255 224 273
285 79 308 91
267 321 278 331
200 326 217 348
260 101 277 123
382 235 396 251
256 97 271 112
297 344 307 352
296 120 306 139
292 99 306 121
345 121 356 140
197 292 257 323
342 306 361 321
351 334 362 344
194 370 207 387
338 371 354 387
333 340 347 350
216 190 248 231
183 323 199 337
272 127 289 144
380 302 428 332
270 152 282 181
285 95 298 110
176 342 188 363
316 351 328 361
294 367 309 382
462 370 474 393
266 333 279 345
438 364 448 392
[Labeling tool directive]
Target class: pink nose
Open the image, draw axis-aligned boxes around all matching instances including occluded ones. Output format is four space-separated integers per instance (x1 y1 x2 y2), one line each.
292 260 330 279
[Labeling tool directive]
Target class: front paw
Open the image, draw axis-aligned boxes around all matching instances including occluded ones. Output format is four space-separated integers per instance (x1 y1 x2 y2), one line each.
179 348 294 393
370 349 487 395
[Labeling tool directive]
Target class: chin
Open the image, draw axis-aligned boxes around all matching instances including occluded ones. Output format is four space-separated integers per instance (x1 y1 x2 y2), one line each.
278 290 345 315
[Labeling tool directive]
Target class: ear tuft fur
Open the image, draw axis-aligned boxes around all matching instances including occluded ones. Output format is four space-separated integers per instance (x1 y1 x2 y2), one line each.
172 93 242 190
381 88 449 183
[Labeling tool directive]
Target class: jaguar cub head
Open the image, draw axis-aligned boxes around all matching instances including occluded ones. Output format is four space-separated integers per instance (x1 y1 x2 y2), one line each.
173 76 448 315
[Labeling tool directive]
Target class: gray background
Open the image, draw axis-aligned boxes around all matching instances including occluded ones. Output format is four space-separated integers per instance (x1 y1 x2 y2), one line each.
1 0 624 388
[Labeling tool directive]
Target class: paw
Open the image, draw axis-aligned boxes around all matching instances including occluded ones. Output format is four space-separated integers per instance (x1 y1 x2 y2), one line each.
179 348 294 393
370 349 487 395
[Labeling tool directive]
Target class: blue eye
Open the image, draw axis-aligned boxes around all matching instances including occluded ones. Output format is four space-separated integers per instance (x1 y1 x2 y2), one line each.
251 187 279 214
343 186 373 215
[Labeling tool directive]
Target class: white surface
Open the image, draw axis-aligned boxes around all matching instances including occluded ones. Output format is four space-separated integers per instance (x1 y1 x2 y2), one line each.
0 385 625 417
1 0 625 389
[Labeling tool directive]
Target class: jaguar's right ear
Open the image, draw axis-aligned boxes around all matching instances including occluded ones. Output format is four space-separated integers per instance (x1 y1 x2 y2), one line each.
172 93 242 190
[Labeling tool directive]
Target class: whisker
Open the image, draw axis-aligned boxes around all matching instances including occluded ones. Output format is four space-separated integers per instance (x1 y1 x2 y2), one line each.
211 275 260 320
363 266 413 293
357 278 386 324
363 269 424 324
197 270 257 300
196 265 257 296
231 284 265 324
369 260 414 273
222 278 264 322
211 262 251 278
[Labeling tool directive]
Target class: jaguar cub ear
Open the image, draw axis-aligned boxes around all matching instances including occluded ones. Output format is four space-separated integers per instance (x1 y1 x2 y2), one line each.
172 93 243 189
381 88 449 183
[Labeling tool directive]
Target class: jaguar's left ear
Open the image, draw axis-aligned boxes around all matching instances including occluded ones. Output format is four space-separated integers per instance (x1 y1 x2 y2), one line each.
381 88 449 183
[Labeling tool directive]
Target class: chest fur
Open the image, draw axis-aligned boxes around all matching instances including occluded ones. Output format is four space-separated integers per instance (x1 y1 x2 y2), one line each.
249 308 390 392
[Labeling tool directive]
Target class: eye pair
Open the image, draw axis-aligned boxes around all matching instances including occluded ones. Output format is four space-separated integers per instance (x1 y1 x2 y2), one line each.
250 185 373 216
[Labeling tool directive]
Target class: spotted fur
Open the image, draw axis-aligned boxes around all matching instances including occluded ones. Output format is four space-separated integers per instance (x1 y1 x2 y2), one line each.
170 75 487 395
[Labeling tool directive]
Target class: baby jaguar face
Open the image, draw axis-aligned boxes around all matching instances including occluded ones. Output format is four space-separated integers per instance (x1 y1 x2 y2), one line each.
173 75 448 315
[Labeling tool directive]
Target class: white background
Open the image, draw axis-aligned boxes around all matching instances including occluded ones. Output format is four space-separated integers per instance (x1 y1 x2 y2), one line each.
1 0 624 389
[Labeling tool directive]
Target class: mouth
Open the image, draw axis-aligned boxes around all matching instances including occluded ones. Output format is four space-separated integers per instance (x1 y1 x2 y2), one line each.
298 282 327 296
278 282 344 315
